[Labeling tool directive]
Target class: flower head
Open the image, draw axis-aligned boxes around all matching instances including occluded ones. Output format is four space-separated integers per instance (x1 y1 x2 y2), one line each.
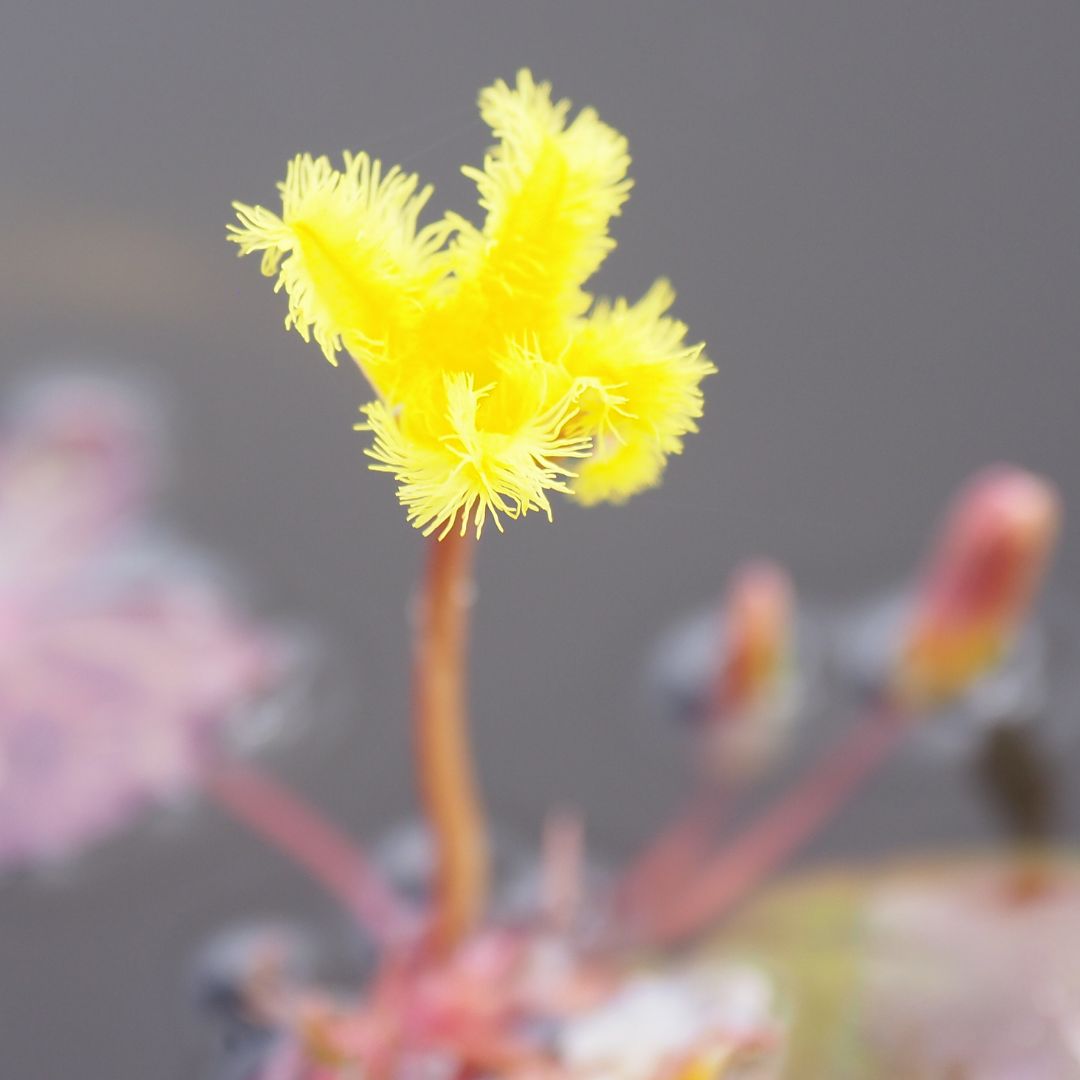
230 71 713 537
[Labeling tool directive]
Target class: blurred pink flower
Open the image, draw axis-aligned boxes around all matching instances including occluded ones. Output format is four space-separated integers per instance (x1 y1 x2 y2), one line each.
0 377 284 867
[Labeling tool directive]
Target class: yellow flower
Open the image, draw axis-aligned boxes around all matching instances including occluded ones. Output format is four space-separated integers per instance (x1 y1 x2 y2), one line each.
229 70 714 537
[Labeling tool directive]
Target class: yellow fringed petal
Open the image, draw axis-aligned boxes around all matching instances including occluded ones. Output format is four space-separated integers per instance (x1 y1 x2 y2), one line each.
229 153 452 373
564 280 715 504
452 70 632 341
572 437 666 507
360 368 591 539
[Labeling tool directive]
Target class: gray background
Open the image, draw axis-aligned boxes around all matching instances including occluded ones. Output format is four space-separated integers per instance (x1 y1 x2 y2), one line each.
1 2 1078 1075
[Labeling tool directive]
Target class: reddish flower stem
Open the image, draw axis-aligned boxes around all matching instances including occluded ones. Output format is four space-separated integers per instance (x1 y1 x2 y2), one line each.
645 705 907 945
413 530 488 952
613 790 725 928
542 809 584 930
205 763 413 944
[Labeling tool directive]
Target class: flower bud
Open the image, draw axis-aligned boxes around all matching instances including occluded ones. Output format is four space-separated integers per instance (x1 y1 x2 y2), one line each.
705 561 796 782
895 466 1061 708
711 560 794 722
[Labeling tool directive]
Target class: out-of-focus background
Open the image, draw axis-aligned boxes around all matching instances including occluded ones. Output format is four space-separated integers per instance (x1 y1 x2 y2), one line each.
1 2 1078 1075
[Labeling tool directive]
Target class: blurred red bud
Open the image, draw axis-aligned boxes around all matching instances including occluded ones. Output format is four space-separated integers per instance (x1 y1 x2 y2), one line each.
711 560 794 722
896 466 1061 708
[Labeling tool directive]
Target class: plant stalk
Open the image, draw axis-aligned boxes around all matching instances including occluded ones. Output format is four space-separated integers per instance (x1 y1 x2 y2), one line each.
205 764 412 944
413 530 487 951
645 705 907 945
613 790 724 929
